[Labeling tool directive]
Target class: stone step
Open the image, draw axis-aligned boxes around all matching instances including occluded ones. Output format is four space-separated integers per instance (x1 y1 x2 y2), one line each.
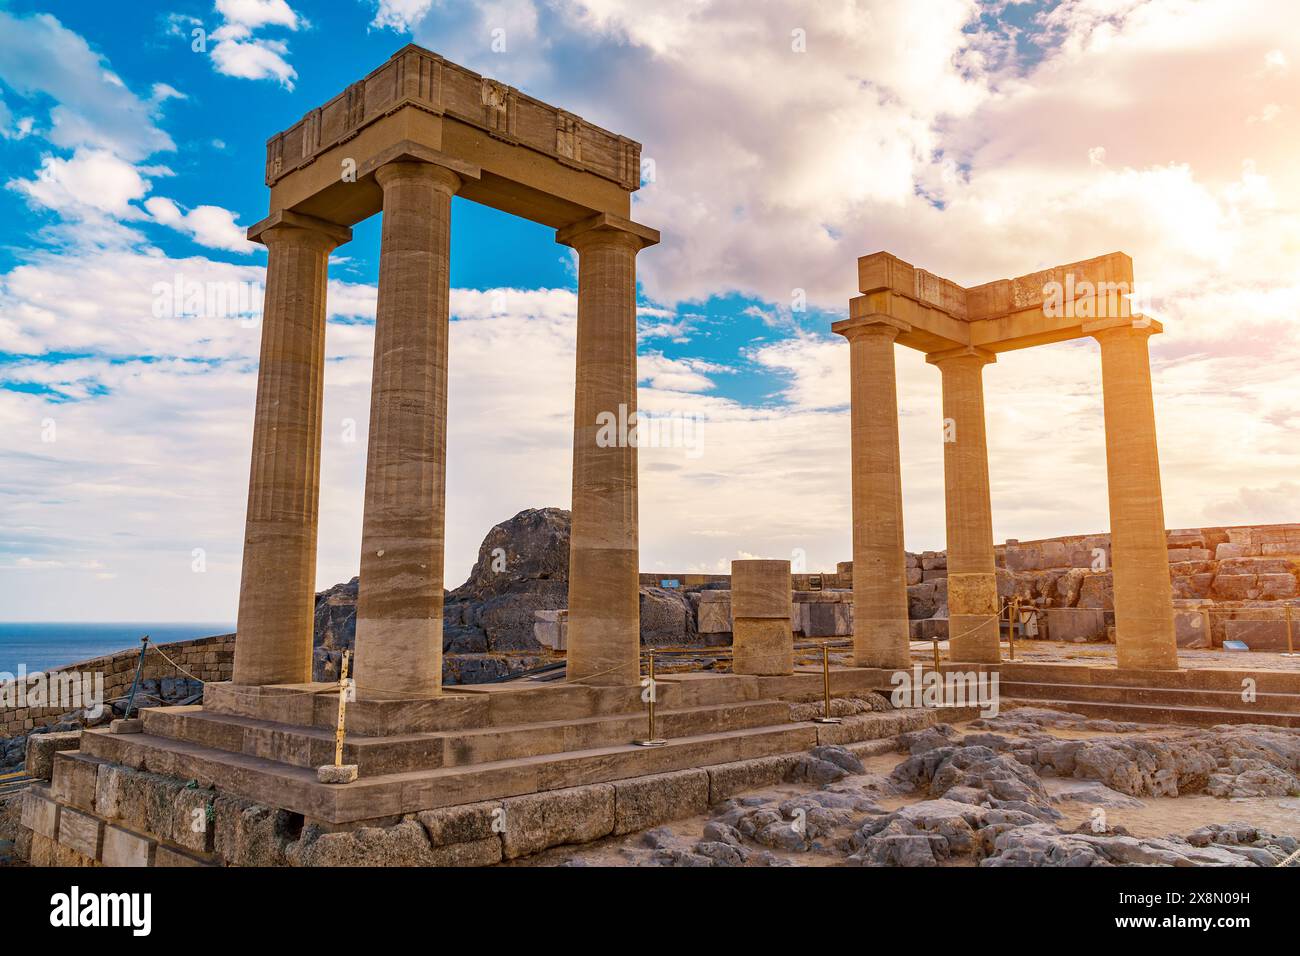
80 720 828 824
999 680 1300 715
200 673 763 735
141 698 794 776
1003 696 1300 728
997 661 1300 695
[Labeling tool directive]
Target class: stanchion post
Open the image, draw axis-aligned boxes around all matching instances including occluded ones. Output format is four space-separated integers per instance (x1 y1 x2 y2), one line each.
334 649 351 767
931 637 941 673
1008 598 1019 661
636 649 667 747
123 635 150 719
814 642 842 725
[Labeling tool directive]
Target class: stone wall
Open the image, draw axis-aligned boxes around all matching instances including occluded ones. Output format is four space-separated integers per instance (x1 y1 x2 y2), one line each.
0 634 234 738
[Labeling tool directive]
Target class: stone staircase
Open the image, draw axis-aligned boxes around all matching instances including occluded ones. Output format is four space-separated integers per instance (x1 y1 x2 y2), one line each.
995 662 1300 727
66 669 920 826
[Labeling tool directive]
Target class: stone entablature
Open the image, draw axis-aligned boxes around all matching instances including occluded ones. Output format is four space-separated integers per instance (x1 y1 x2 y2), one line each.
266 44 642 192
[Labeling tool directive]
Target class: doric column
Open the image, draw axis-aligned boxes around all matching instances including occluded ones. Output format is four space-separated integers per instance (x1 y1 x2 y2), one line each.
927 346 1000 664
831 312 911 669
234 212 351 686
352 161 460 700
556 213 660 686
1089 318 1178 670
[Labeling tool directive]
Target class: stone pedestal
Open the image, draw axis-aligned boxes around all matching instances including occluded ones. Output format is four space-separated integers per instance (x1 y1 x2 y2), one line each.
833 314 911 669
1091 320 1179 670
234 213 351 686
557 214 659 686
928 346 1000 664
353 162 461 700
731 560 793 676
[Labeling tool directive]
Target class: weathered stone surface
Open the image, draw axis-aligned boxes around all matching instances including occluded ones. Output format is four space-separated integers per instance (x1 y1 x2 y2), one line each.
707 755 802 802
417 801 501 846
101 825 154 867
20 790 59 839
57 807 103 859
500 784 615 859
613 770 709 835
24 731 81 780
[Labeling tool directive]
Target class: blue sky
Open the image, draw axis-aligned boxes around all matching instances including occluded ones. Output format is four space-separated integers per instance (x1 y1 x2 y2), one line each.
2 0 1299 622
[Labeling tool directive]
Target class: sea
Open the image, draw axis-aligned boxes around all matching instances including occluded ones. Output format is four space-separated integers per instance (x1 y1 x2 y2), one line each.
0 623 235 675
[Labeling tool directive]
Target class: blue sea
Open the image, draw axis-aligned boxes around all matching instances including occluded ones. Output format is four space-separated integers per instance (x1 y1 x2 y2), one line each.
0 623 235 675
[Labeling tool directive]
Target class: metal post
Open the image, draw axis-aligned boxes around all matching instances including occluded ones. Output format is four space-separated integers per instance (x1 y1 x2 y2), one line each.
333 649 351 767
931 637 941 673
123 636 150 719
814 642 842 724
636 650 666 747
1007 598 1019 661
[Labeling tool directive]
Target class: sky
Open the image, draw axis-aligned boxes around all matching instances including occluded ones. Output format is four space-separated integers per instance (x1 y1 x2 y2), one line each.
0 0 1297 623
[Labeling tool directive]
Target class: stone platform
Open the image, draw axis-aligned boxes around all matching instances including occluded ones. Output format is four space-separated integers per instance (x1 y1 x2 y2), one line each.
55 670 926 829
993 660 1300 727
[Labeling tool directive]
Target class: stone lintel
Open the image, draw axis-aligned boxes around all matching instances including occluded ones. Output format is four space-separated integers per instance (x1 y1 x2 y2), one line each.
926 344 997 367
556 211 660 250
858 252 969 320
247 209 353 246
358 140 482 186
967 251 1134 322
831 313 911 340
268 45 643 193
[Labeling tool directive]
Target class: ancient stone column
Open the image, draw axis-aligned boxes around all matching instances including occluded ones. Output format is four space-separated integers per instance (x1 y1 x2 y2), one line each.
1089 319 1178 670
234 212 350 687
831 313 911 669
927 346 1001 664
556 213 659 686
731 560 794 676
352 161 460 700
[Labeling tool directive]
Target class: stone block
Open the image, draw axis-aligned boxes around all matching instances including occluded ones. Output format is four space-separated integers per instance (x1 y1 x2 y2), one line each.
154 845 210 867
101 825 155 867
20 790 59 839
697 598 732 634
417 801 500 847
172 786 215 854
731 559 792 619
1257 573 1297 600
58 807 104 860
921 552 946 571
94 763 129 821
1224 619 1292 652
1174 609 1211 648
1211 574 1258 601
909 618 948 641
427 836 502 867
51 754 98 812
24 731 81 781
1005 547 1042 571
906 567 922 586
1044 608 1106 643
706 755 801 803
500 784 615 859
1040 541 1068 568
612 769 709 835
733 618 793 676
1078 573 1114 609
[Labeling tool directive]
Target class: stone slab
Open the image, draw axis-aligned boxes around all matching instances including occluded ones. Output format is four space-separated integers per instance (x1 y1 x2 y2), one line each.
101 825 155 867
612 769 709 835
57 807 104 859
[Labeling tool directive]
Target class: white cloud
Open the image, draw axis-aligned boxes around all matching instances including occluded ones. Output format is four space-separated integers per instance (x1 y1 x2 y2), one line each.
9 148 153 219
0 11 176 161
144 197 256 254
206 0 302 88
369 0 435 31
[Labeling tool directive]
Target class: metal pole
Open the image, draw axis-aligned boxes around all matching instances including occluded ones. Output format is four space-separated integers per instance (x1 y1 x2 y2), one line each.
1008 598 1018 661
931 637 941 673
814 642 842 724
123 635 150 719
333 650 351 767
636 650 666 746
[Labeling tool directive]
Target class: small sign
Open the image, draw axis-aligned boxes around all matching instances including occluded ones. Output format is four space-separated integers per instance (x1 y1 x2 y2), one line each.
660 579 680 589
